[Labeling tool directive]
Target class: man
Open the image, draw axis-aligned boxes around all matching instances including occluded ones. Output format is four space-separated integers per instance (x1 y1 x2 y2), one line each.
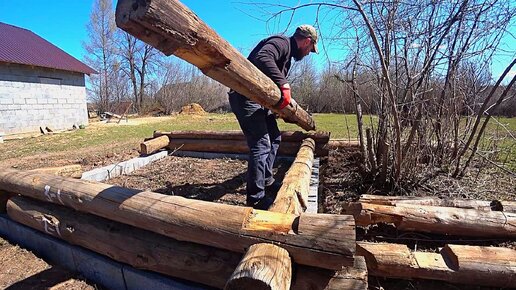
228 25 318 210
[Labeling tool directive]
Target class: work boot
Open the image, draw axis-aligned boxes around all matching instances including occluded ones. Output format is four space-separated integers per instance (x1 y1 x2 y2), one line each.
247 196 275 210
265 180 282 197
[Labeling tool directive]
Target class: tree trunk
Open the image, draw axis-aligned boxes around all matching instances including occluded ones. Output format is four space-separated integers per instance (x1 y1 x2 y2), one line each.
6 195 239 288
154 130 330 144
140 135 169 155
0 168 355 270
226 138 366 290
359 194 516 213
270 138 315 214
343 202 516 237
356 242 516 288
167 139 330 157
115 0 315 130
225 243 292 290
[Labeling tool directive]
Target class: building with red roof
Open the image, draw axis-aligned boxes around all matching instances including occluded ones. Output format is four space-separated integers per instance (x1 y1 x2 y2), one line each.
0 22 96 135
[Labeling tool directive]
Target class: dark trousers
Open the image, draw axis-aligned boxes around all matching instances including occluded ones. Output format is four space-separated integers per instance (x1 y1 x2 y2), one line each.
228 92 281 205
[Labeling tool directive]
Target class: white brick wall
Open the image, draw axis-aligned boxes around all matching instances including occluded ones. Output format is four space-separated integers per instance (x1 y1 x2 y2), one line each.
0 80 88 134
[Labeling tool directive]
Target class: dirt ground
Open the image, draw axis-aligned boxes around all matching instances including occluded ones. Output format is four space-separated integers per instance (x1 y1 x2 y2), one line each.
0 237 97 290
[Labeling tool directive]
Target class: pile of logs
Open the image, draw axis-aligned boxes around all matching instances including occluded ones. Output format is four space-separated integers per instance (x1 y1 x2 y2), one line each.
141 130 334 157
0 137 366 290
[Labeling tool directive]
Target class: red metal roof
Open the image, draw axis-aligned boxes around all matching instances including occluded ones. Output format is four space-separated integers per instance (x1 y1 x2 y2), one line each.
0 22 96 75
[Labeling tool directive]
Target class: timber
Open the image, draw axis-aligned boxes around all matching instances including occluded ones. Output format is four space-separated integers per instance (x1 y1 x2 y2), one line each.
7 195 364 289
167 139 330 157
270 138 316 214
140 135 169 155
154 130 330 144
115 0 315 131
225 243 292 290
29 164 82 178
326 139 360 150
359 194 516 213
343 202 516 237
0 168 355 269
356 242 516 288
6 195 240 288
228 138 366 290
226 139 315 290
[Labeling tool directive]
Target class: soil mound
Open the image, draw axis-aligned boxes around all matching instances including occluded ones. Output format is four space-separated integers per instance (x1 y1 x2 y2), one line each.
179 103 206 115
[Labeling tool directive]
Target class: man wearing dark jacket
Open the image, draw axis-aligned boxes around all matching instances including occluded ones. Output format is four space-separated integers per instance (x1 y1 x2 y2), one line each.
228 25 318 210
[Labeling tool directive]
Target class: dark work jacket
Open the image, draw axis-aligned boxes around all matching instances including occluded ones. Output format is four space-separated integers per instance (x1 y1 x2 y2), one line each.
228 35 297 115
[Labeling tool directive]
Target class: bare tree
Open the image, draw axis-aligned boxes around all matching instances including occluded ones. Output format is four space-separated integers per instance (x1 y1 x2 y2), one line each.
83 0 119 113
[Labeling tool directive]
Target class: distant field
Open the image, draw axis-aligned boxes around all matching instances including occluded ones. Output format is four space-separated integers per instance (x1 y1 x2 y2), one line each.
0 114 514 169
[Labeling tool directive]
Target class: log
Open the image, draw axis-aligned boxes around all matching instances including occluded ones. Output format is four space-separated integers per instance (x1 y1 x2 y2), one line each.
225 243 291 290
167 139 329 157
140 135 169 155
228 138 366 290
326 140 360 150
356 242 516 288
342 202 516 237
359 194 516 213
270 138 315 215
6 195 240 288
154 130 330 145
7 195 364 290
115 0 315 131
29 164 82 178
226 139 315 290
0 168 355 270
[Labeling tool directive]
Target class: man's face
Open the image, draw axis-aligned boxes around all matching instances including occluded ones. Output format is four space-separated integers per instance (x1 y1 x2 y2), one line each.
294 37 315 61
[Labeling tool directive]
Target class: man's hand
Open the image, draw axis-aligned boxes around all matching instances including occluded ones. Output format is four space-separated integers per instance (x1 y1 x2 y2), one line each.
276 83 291 110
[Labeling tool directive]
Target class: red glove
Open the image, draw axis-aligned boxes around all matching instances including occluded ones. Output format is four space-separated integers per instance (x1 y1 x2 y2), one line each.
276 83 291 110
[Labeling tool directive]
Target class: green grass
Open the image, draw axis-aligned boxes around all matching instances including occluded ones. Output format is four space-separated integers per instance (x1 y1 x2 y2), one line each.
1 113 514 165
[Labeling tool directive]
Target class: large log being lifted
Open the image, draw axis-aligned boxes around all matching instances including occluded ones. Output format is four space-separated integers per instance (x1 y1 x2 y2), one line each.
0 168 355 270
154 131 330 144
356 242 516 288
359 194 516 213
167 139 330 157
343 202 516 237
115 0 315 131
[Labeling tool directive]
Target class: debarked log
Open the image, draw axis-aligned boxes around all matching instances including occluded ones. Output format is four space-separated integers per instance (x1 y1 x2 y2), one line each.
6 195 240 289
0 168 355 270
6 195 365 290
115 0 315 131
154 130 330 145
29 164 82 179
356 242 516 288
359 194 516 213
342 202 516 237
167 139 330 157
140 135 169 155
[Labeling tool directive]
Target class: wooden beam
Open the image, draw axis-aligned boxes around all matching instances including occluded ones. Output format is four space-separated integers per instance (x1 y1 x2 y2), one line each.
115 0 315 131
356 242 516 288
140 135 169 155
29 165 82 179
167 139 330 157
154 130 331 144
0 168 355 270
359 194 516 213
343 202 516 237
